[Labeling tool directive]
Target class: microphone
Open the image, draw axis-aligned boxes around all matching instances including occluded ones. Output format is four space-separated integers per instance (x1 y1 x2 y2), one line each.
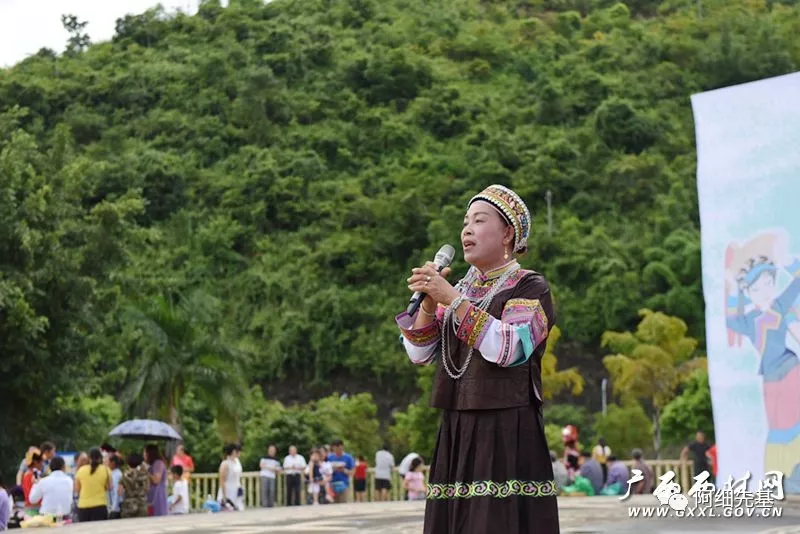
407 244 456 316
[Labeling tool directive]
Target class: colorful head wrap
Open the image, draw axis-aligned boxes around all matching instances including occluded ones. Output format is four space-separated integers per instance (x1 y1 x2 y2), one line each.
468 184 531 253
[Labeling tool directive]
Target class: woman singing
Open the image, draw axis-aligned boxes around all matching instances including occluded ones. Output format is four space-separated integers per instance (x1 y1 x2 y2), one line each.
396 184 560 534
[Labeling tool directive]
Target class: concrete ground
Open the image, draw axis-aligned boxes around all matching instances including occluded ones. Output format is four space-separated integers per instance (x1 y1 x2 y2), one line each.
55 496 800 533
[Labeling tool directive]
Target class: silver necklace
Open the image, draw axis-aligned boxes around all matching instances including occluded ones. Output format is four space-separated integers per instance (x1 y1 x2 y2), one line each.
440 262 521 379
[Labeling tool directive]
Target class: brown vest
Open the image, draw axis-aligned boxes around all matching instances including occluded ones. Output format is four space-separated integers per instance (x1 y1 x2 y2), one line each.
430 271 553 411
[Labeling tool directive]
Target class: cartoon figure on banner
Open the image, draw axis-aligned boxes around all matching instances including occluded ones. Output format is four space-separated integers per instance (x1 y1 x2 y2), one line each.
725 229 800 493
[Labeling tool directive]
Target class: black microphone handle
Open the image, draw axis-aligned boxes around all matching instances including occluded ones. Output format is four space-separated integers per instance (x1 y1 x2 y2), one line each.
407 264 445 316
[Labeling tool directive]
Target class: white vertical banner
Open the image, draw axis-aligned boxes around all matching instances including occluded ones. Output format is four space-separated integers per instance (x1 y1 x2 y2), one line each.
692 72 800 494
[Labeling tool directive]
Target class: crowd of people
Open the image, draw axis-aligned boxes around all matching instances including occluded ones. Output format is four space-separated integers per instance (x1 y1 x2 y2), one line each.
1 442 194 529
237 441 425 510
550 426 718 497
0 439 425 528
1 429 717 528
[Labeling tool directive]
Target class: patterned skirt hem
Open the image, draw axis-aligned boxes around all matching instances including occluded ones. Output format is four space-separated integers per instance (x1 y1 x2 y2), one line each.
426 479 557 500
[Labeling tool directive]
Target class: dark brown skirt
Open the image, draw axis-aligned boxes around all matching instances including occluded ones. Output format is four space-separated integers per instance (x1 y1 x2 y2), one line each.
423 404 560 534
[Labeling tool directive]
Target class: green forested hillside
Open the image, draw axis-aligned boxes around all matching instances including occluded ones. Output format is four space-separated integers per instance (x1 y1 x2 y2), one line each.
2 0 799 472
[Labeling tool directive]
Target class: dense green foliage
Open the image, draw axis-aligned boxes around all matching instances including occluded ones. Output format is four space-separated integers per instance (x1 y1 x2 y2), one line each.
2 0 798 474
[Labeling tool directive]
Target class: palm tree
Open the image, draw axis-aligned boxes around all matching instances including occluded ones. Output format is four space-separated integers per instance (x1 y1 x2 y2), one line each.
121 289 248 441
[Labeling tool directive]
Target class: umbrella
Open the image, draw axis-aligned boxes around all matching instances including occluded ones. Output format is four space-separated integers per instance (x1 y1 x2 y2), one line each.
108 419 183 441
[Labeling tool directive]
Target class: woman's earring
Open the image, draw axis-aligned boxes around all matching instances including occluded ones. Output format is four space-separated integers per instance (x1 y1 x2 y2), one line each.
504 247 509 260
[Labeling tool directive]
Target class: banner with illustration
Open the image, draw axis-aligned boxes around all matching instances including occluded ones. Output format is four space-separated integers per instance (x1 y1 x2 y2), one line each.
692 72 800 494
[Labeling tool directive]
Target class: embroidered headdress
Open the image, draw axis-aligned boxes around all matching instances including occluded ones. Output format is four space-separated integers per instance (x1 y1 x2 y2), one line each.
468 184 531 253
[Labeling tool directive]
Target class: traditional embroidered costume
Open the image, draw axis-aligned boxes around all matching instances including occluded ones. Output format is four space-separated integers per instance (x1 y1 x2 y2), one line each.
396 185 560 534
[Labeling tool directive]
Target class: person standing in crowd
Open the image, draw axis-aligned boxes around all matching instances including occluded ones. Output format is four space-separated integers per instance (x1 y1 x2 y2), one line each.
283 446 306 507
397 185 559 533
74 448 111 522
144 445 168 516
21 448 44 514
353 456 368 503
630 449 653 494
706 443 718 481
17 447 37 485
681 431 711 477
171 444 195 481
326 439 354 504
305 450 324 506
259 445 281 508
107 455 123 519
168 466 189 515
28 456 72 518
39 442 56 476
374 445 395 502
592 438 611 483
218 444 244 511
120 454 149 518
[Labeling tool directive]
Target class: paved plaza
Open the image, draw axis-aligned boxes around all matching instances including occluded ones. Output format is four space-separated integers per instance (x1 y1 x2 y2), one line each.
58 496 800 533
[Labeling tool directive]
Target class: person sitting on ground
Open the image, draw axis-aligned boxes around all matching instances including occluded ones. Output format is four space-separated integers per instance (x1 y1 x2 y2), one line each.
630 449 653 494
403 458 426 501
603 456 630 495
577 452 603 495
550 451 569 492
28 456 73 518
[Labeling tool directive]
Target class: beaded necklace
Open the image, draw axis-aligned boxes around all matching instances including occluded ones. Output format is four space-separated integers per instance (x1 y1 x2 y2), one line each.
440 262 521 380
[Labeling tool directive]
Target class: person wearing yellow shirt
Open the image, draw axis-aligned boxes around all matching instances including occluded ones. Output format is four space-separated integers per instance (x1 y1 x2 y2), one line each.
74 448 111 522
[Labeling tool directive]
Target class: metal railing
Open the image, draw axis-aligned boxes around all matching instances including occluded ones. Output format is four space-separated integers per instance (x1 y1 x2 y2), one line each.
187 459 691 510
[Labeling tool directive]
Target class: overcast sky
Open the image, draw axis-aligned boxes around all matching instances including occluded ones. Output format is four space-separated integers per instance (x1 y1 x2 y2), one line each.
0 0 230 68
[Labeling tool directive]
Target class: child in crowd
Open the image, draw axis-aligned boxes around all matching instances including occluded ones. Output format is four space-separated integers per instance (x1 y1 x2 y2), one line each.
403 457 426 501
353 456 368 503
306 451 324 506
169 466 189 515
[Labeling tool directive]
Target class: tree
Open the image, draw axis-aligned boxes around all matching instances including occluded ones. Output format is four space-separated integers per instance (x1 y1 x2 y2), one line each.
120 290 249 441
601 309 706 458
660 368 715 447
389 365 440 460
542 326 585 399
315 393 382 459
62 15 91 55
592 402 653 458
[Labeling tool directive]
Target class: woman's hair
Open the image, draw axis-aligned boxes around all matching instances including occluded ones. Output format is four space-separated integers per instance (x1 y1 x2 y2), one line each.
144 444 163 464
223 443 238 457
127 452 144 469
89 447 103 474
410 457 423 472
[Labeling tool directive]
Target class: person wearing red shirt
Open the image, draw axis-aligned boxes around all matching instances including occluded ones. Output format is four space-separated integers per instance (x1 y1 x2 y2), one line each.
353 456 368 503
21 449 44 512
706 444 718 481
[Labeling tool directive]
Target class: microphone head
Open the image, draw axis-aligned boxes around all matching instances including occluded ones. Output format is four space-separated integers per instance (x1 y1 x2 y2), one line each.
434 244 456 269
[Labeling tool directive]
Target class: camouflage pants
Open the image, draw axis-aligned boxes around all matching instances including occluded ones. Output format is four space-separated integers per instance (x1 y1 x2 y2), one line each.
121 501 148 518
